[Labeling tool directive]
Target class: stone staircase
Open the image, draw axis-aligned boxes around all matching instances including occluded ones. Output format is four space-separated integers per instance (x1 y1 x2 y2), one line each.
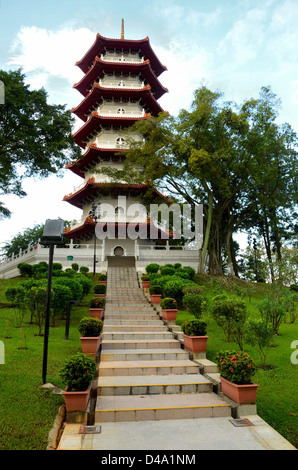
94 267 231 423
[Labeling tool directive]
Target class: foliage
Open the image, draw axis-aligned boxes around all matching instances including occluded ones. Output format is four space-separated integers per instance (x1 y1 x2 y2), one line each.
211 296 247 349
182 319 207 336
17 263 34 277
50 284 73 326
183 285 205 295
71 263 79 272
59 353 96 392
215 350 257 385
245 318 273 368
89 297 105 308
162 278 196 305
54 277 83 301
0 69 80 219
145 263 160 274
98 273 107 281
79 266 89 275
141 273 150 281
182 293 204 318
149 285 162 295
258 294 287 335
94 284 106 294
25 286 48 335
78 317 103 337
160 298 177 309
160 265 175 276
74 275 92 296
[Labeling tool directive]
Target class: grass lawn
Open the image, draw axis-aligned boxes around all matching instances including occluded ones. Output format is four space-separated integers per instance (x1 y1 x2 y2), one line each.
176 274 298 448
0 274 100 450
0 272 297 449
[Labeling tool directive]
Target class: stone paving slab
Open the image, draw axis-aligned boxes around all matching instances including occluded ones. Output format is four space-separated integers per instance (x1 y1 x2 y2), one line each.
58 415 296 450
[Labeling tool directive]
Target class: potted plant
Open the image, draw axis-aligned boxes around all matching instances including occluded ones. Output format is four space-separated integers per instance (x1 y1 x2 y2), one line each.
160 297 178 321
98 273 107 285
141 273 150 289
78 316 103 355
215 350 258 404
89 297 105 319
94 284 106 298
182 319 208 353
149 285 162 304
60 353 96 411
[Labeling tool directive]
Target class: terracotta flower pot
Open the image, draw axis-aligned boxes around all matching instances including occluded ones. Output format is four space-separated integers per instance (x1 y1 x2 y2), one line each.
142 281 150 288
220 376 259 404
80 334 102 355
63 384 92 411
162 309 178 321
183 333 209 353
150 294 162 304
89 308 104 319
94 293 105 298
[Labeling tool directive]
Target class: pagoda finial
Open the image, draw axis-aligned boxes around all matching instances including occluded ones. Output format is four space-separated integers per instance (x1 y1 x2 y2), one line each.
121 19 124 39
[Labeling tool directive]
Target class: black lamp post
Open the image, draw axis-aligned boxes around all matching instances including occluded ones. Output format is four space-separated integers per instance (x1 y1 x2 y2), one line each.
253 238 259 283
89 202 101 276
40 219 64 384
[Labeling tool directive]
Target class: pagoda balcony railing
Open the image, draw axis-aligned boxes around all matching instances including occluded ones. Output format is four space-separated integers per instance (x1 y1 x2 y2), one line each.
88 110 145 120
87 140 129 150
98 80 143 89
100 54 144 64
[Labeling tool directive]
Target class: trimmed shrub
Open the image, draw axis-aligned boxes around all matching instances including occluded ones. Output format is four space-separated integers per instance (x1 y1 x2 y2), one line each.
211 296 247 349
182 319 207 336
17 263 34 277
60 353 96 391
98 273 107 281
90 297 105 308
71 263 79 272
94 284 106 294
160 298 177 309
145 263 160 274
79 266 89 275
182 293 204 318
149 285 162 295
78 317 103 337
160 266 176 276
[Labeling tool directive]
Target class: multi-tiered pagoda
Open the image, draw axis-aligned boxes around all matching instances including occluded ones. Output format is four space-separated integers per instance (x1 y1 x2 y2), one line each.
63 21 169 263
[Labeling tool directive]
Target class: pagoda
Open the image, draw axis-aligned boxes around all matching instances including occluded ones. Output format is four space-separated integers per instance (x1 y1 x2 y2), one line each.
63 21 169 264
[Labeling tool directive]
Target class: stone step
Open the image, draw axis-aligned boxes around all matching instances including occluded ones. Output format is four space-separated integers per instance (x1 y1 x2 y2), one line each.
103 325 168 332
102 331 174 340
101 339 182 350
103 314 159 320
103 319 162 325
100 348 190 362
98 374 213 396
98 359 200 376
94 393 231 422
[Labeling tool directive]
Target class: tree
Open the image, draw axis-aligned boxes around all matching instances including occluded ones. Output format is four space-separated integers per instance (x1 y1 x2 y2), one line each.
2 221 72 258
0 69 81 218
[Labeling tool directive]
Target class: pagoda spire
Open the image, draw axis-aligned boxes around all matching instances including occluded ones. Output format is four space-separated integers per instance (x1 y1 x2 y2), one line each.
121 19 124 39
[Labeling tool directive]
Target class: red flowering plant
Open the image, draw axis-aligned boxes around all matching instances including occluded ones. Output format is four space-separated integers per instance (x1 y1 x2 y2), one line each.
215 350 257 385
90 297 105 308
78 317 103 337
160 298 177 309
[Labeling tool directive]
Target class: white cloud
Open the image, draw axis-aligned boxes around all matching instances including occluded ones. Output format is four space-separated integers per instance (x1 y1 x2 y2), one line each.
8 26 95 104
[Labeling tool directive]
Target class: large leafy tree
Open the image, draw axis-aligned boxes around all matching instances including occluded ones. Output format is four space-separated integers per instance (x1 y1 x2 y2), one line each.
0 69 81 218
98 86 297 276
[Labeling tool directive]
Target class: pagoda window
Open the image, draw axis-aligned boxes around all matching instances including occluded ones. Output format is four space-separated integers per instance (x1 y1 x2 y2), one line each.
117 108 125 115
118 80 125 87
116 137 125 146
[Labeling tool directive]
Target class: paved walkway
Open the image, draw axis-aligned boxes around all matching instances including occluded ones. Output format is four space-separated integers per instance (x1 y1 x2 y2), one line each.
58 267 296 451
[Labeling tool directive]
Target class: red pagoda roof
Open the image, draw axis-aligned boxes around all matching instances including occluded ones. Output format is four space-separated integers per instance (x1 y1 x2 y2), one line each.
63 216 173 241
66 145 126 178
73 57 168 100
75 33 167 77
72 83 164 122
73 111 150 149
63 177 167 209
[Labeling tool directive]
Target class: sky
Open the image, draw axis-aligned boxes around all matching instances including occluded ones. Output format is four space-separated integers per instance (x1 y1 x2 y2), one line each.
1 0 298 252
